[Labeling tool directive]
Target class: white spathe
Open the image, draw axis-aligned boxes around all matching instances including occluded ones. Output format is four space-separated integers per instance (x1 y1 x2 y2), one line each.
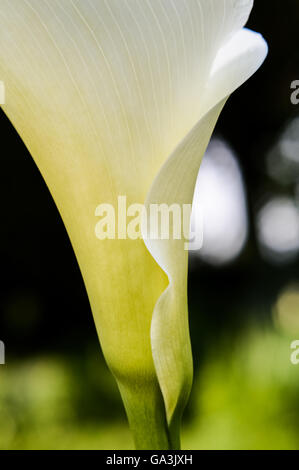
0 0 267 448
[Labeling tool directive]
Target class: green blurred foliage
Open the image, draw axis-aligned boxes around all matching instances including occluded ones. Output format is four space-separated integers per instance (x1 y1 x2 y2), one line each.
1 326 299 450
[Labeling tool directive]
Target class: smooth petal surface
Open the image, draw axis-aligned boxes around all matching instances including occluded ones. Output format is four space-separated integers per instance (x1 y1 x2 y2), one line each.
0 0 267 448
145 26 268 440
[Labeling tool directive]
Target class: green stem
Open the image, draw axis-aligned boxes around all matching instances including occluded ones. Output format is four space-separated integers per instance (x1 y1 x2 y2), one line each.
117 379 180 450
168 414 182 450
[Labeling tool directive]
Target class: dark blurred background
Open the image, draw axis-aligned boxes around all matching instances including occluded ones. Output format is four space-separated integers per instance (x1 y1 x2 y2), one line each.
1 0 299 449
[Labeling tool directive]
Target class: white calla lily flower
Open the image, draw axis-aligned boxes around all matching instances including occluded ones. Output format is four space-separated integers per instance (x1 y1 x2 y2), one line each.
0 0 267 449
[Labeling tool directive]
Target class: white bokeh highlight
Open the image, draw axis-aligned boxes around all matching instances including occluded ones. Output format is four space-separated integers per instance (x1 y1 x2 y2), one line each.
256 197 299 263
190 138 248 266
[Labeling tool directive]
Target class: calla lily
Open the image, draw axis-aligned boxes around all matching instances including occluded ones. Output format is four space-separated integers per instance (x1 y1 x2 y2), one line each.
0 0 267 449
